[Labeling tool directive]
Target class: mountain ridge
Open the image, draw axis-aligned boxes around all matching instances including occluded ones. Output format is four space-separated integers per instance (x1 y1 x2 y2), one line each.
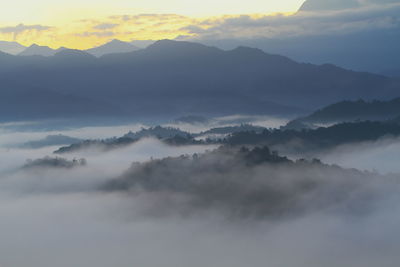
86 39 140 57
0 40 398 121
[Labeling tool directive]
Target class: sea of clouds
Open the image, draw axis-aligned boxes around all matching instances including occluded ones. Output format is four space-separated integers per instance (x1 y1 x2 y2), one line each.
1 120 400 267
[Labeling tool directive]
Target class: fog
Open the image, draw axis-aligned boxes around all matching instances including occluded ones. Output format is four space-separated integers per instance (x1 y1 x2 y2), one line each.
1 123 400 267
314 136 400 174
166 114 289 133
2 194 400 267
0 123 147 147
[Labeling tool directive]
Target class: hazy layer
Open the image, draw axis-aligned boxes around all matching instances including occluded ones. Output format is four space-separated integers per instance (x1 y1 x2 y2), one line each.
1 121 400 267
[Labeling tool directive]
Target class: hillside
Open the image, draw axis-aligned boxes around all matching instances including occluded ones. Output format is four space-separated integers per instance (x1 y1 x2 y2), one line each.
285 98 400 128
0 40 398 121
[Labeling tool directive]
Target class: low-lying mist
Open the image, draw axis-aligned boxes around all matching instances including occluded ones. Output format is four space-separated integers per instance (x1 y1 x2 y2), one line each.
316 136 400 174
103 146 400 219
1 121 400 267
167 114 289 133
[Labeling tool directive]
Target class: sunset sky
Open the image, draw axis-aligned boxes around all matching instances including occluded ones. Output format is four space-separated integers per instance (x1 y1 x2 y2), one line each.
0 0 304 49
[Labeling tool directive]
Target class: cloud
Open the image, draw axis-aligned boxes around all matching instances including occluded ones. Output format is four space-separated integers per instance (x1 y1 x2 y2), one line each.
76 31 116 38
111 14 188 21
180 3 400 40
0 23 52 39
1 124 400 266
315 136 400 174
300 0 400 11
93 23 119 30
180 25 207 34
299 0 361 11
0 23 52 34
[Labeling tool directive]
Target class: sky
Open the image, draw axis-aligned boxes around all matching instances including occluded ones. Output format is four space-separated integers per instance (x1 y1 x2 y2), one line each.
0 0 304 49
0 0 398 51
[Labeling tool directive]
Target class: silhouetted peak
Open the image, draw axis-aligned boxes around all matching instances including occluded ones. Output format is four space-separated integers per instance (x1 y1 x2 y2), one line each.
86 39 139 57
18 44 55 56
147 39 221 54
25 44 53 50
0 41 26 55
103 39 138 48
109 39 126 44
26 43 51 49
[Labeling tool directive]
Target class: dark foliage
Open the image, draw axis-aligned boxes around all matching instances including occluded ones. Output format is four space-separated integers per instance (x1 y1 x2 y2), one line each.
22 156 87 169
54 137 139 154
291 98 400 126
225 121 400 151
102 146 386 219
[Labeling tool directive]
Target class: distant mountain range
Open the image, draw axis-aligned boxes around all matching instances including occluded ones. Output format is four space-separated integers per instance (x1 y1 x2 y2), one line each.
86 39 140 57
2 35 399 78
19 44 68 57
0 40 399 122
0 39 141 57
202 29 400 78
0 41 26 55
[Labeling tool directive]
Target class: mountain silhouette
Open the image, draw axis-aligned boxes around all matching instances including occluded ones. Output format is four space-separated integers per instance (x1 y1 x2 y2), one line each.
0 40 399 121
287 98 400 127
18 44 67 57
0 41 26 55
86 39 140 57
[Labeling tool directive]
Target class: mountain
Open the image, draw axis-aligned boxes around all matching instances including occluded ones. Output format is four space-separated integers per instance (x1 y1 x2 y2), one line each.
202 28 400 75
0 41 26 55
54 126 197 154
200 1 400 75
130 40 156 48
86 39 140 57
18 44 67 57
0 84 123 122
123 126 190 139
295 0 400 73
103 144 393 219
98 40 399 111
383 69 400 78
285 98 400 128
195 124 266 138
0 40 399 121
53 49 97 63
226 121 400 153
